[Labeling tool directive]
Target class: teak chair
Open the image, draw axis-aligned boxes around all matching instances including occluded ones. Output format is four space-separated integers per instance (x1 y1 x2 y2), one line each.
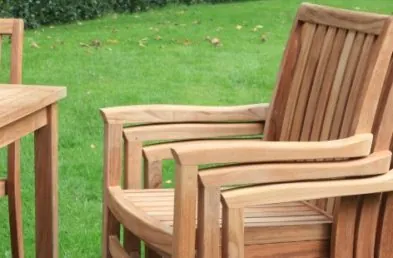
101 4 393 258
0 19 24 258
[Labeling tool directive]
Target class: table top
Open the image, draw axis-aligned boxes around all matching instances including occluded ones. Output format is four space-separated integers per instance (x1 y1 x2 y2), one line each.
0 84 67 127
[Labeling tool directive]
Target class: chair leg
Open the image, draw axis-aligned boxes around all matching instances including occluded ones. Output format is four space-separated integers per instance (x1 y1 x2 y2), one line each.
103 205 120 258
124 230 140 258
8 142 24 258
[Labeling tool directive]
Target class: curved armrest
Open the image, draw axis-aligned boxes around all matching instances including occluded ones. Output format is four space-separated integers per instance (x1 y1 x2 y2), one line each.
171 133 373 165
222 170 393 208
100 104 269 124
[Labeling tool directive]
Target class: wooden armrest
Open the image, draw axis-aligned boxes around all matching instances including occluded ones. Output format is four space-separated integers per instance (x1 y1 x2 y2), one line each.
171 133 373 165
222 169 393 208
100 104 269 124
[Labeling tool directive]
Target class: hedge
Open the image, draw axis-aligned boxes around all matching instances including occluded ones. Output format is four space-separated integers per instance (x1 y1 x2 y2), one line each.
0 0 228 28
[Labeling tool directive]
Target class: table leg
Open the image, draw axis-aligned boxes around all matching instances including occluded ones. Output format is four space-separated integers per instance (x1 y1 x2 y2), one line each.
34 104 58 258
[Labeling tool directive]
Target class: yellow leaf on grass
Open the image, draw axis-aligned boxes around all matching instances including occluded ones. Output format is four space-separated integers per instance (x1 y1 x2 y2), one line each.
31 42 40 48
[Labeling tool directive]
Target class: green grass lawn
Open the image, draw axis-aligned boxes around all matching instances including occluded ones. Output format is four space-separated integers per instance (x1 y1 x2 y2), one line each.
0 0 393 256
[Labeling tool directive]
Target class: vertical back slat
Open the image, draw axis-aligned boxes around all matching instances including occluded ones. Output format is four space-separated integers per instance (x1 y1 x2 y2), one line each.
309 29 347 141
300 26 337 141
289 25 327 141
319 30 355 140
339 35 375 138
279 23 316 140
143 157 163 189
329 32 365 140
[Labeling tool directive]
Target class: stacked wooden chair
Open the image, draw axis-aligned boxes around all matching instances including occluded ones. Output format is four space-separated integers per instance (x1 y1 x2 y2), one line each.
101 4 393 258
0 19 24 257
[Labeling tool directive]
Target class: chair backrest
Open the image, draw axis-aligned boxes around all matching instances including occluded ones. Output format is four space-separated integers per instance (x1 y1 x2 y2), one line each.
0 19 23 84
264 3 393 143
179 4 393 258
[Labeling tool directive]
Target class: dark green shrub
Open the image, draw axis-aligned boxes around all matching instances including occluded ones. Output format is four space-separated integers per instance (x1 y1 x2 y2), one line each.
0 0 235 28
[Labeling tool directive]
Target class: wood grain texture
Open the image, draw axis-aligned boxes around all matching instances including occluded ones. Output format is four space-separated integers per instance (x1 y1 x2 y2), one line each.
290 24 327 141
102 122 123 258
375 193 393 258
172 164 198 258
298 3 388 34
7 19 24 258
353 20 393 135
7 142 24 258
301 26 336 141
354 194 382 258
124 123 263 141
222 171 393 208
309 29 347 141
199 151 391 187
279 22 316 140
331 196 359 258
329 32 365 140
0 85 66 128
197 184 220 258
222 205 244 258
34 104 59 258
108 187 172 254
0 108 47 148
171 134 372 165
10 19 23 84
339 34 375 138
109 236 131 258
123 140 142 256
244 240 329 258
101 104 269 124
0 19 15 34
320 30 355 140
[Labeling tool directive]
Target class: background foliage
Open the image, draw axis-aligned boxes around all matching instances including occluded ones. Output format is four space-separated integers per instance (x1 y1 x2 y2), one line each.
0 0 228 28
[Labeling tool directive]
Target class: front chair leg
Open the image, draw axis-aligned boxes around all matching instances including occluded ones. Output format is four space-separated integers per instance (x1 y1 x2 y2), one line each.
102 205 120 258
8 141 24 258
124 231 140 258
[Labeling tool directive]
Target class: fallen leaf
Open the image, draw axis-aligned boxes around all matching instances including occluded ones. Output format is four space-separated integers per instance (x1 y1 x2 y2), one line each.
236 25 243 30
31 42 40 48
165 180 172 184
252 25 264 32
210 37 221 47
192 20 201 25
106 39 119 44
80 42 90 47
90 144 96 149
155 35 162 40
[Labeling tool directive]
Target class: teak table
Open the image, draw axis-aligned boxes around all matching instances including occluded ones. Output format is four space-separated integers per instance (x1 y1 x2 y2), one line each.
0 84 66 258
